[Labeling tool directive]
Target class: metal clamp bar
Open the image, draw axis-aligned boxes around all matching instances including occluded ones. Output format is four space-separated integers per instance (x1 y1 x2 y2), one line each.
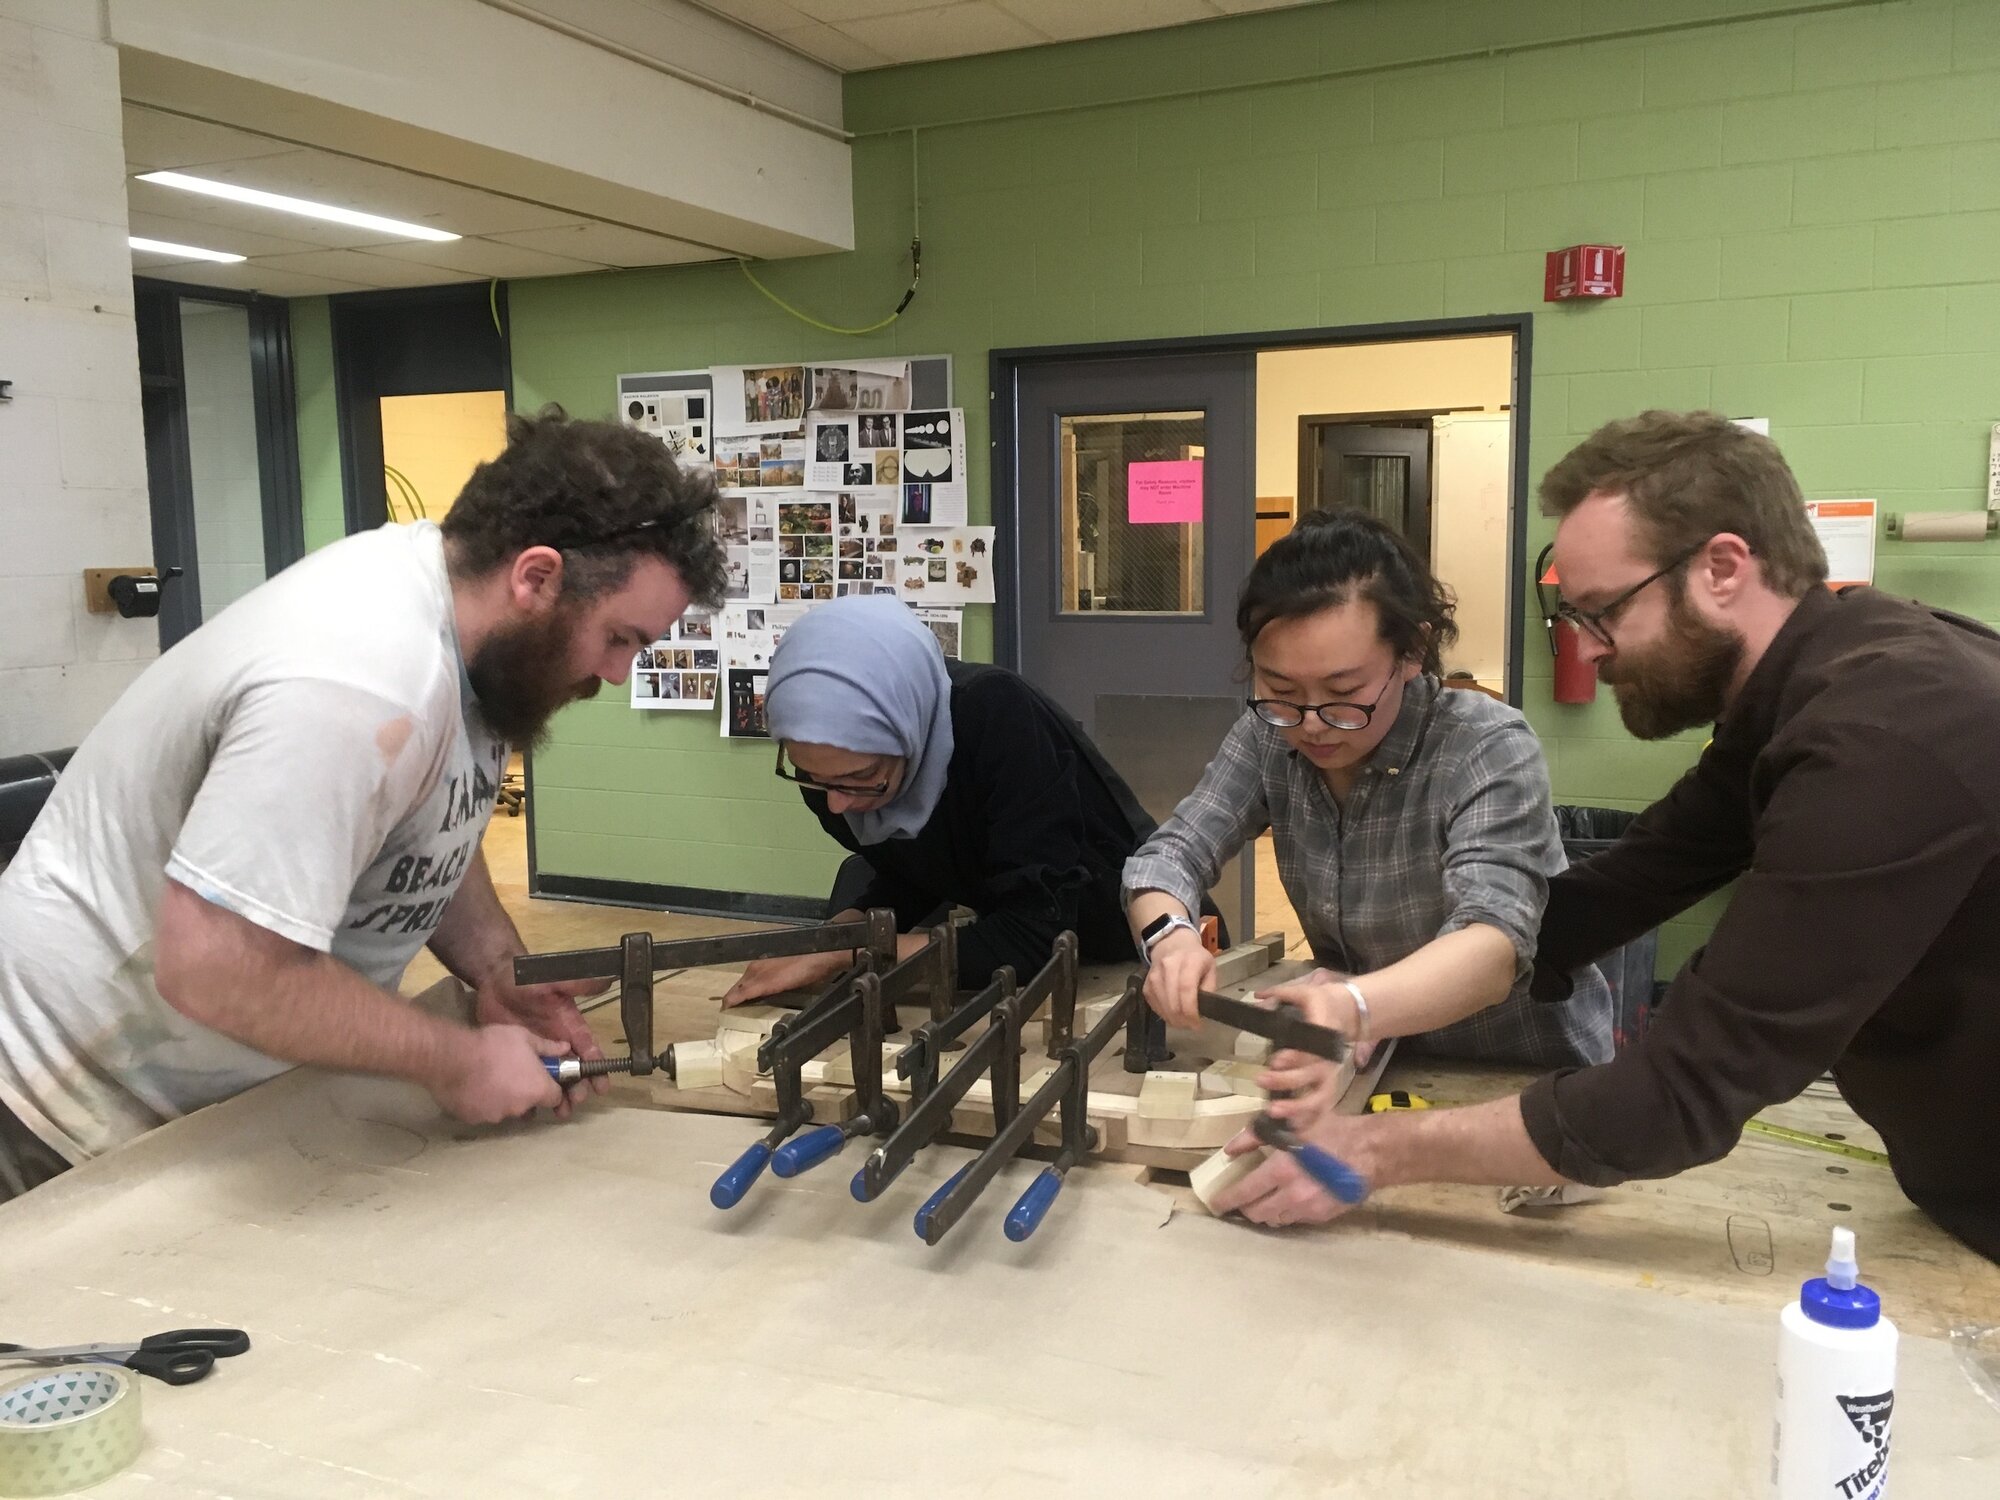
1195 990 1349 1063
511 910 897 988
897 968 1014 1103
916 976 1140 1246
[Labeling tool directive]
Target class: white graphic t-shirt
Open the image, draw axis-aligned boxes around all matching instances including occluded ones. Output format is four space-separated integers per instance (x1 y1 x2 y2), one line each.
0 522 506 1163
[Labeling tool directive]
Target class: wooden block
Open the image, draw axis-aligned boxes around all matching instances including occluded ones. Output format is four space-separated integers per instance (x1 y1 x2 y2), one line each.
1194 1095 1260 1123
719 1037 765 1095
1233 1029 1272 1064
1257 931 1287 961
1190 1144 1269 1215
1138 1070 1198 1120
1211 941 1277 990
1199 1061 1265 1099
672 1038 725 1091
716 1004 788 1041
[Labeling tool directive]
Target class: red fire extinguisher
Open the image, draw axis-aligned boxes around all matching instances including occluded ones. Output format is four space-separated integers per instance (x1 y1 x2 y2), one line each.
1535 544 1597 705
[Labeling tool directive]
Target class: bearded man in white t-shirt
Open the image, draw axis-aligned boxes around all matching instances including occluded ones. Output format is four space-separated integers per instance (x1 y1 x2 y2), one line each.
0 407 725 1200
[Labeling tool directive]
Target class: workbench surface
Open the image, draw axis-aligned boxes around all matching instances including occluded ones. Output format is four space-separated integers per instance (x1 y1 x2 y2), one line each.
1 1063 1993 1497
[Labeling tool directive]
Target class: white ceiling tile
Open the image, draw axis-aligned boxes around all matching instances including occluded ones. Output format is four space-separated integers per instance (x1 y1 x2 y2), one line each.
365 235 613 280
838 3 1049 64
125 206 327 259
119 105 294 172
250 249 486 289
487 222 723 267
995 0 1218 42
137 260 376 297
771 20 897 69
793 0 967 21
688 0 818 31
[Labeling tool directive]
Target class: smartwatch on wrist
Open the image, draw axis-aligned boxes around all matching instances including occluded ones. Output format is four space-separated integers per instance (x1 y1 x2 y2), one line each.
1138 912 1200 965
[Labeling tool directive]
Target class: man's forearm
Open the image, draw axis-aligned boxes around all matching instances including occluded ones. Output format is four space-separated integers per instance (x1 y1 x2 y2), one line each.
1350 1095 1569 1191
426 852 525 986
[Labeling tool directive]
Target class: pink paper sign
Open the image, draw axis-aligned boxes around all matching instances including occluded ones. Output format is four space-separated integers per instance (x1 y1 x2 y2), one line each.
1127 459 1203 525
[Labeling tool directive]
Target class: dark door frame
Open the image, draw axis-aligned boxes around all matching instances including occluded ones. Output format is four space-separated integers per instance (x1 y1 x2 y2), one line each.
329 282 514 534
133 277 305 649
990 312 1534 705
1299 416 1435 555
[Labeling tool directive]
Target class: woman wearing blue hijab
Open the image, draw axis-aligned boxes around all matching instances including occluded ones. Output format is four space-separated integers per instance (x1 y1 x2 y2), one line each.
724 596 1162 1002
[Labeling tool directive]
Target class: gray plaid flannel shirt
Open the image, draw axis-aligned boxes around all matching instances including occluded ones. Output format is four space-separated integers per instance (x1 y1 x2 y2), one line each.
1124 676 1612 1068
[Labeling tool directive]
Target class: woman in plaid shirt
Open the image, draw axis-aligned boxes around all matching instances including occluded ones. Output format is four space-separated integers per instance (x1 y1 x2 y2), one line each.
1125 510 1612 1099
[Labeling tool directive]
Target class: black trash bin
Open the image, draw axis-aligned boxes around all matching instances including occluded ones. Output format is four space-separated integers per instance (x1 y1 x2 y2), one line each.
1553 804 1662 1050
0 749 73 867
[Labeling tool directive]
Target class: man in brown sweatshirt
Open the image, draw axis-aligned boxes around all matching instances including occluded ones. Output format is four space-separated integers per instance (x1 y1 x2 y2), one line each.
1215 410 1999 1263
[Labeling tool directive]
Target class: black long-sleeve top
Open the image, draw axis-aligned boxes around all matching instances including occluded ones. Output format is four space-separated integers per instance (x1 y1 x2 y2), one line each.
799 661 1155 989
1527 586 2000 1261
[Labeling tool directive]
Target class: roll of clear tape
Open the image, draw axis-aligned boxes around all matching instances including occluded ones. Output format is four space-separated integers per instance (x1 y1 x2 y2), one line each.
0 1367 142 1497
1899 511 1993 542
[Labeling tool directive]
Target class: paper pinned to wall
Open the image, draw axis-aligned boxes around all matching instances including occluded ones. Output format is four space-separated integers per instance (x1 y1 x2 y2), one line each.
631 609 720 711
1804 498 1876 589
712 364 810 434
914 606 962 659
810 360 912 413
1128 459 1204 524
621 385 710 464
895 527 995 604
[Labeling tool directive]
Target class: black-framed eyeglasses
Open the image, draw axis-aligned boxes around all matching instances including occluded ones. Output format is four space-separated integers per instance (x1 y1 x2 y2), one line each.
1552 540 1707 650
1248 667 1399 732
773 745 892 798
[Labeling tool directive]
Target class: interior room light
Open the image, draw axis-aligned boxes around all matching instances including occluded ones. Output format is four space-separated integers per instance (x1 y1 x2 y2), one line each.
135 170 460 242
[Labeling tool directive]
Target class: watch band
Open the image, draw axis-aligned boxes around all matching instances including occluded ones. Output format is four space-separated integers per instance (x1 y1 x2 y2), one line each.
1138 913 1199 964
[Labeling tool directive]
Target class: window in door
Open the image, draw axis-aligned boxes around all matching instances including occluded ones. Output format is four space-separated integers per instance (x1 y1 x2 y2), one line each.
1059 411 1205 615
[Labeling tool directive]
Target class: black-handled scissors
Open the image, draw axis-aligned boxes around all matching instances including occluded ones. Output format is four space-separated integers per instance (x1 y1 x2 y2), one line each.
0 1327 250 1386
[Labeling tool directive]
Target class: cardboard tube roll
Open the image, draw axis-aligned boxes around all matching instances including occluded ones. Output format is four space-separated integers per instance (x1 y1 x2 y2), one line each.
1900 512 1992 542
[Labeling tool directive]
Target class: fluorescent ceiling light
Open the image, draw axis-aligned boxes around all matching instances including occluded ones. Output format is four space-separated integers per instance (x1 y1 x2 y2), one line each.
128 236 246 264
135 170 460 242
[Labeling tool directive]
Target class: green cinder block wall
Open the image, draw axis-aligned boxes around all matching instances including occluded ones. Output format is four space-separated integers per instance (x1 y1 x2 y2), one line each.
380 0 2000 972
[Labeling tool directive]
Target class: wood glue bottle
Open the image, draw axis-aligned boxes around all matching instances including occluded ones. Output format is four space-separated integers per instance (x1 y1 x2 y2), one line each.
1772 1226 1898 1499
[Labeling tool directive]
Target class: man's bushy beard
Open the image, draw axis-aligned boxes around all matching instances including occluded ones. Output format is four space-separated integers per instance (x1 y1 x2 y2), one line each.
1601 588 1743 740
465 607 600 750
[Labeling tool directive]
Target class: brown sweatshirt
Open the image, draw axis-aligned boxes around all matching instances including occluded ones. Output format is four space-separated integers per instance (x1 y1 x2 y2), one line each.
1524 585 2000 1262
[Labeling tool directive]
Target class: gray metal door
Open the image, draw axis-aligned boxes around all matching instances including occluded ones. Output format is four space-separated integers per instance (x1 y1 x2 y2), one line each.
1008 352 1256 940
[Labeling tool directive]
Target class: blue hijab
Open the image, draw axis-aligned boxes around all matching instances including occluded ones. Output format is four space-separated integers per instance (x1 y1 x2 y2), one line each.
764 597 955 843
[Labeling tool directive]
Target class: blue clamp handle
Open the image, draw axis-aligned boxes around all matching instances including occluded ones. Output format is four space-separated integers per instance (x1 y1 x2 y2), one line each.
771 1124 846 1179
912 1165 971 1240
710 1141 772 1210
1003 1167 1064 1242
851 1154 905 1203
1291 1142 1369 1205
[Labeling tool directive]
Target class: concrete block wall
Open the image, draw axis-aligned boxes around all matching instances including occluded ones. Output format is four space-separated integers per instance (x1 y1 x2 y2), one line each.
0 1 155 755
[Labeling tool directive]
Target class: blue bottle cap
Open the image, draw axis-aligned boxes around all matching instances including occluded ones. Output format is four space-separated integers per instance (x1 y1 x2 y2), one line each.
1800 1276 1881 1330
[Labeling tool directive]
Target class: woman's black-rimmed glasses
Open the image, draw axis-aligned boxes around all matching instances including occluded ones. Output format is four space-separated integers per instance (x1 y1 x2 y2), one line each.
773 745 892 797
1248 667 1399 732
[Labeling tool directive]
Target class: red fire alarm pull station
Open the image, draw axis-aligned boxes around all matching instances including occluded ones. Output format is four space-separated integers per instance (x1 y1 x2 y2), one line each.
1545 244 1625 301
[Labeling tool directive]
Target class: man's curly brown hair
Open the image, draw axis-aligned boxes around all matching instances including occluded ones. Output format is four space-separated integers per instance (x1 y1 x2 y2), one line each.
442 404 727 607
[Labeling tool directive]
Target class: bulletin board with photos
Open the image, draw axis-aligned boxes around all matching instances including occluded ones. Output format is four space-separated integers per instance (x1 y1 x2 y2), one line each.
619 358 985 738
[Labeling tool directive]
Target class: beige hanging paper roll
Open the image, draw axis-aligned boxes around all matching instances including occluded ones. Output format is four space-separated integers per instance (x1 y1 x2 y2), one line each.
1900 512 1993 542
0 1366 143 1497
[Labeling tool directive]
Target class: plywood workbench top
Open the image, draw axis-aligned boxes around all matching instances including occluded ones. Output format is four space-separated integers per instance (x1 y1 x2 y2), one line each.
0 1065 1994 1497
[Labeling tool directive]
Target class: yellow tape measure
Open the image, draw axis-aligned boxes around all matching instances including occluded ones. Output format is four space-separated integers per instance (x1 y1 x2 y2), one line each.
1743 1118 1889 1165
1366 1090 1431 1113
